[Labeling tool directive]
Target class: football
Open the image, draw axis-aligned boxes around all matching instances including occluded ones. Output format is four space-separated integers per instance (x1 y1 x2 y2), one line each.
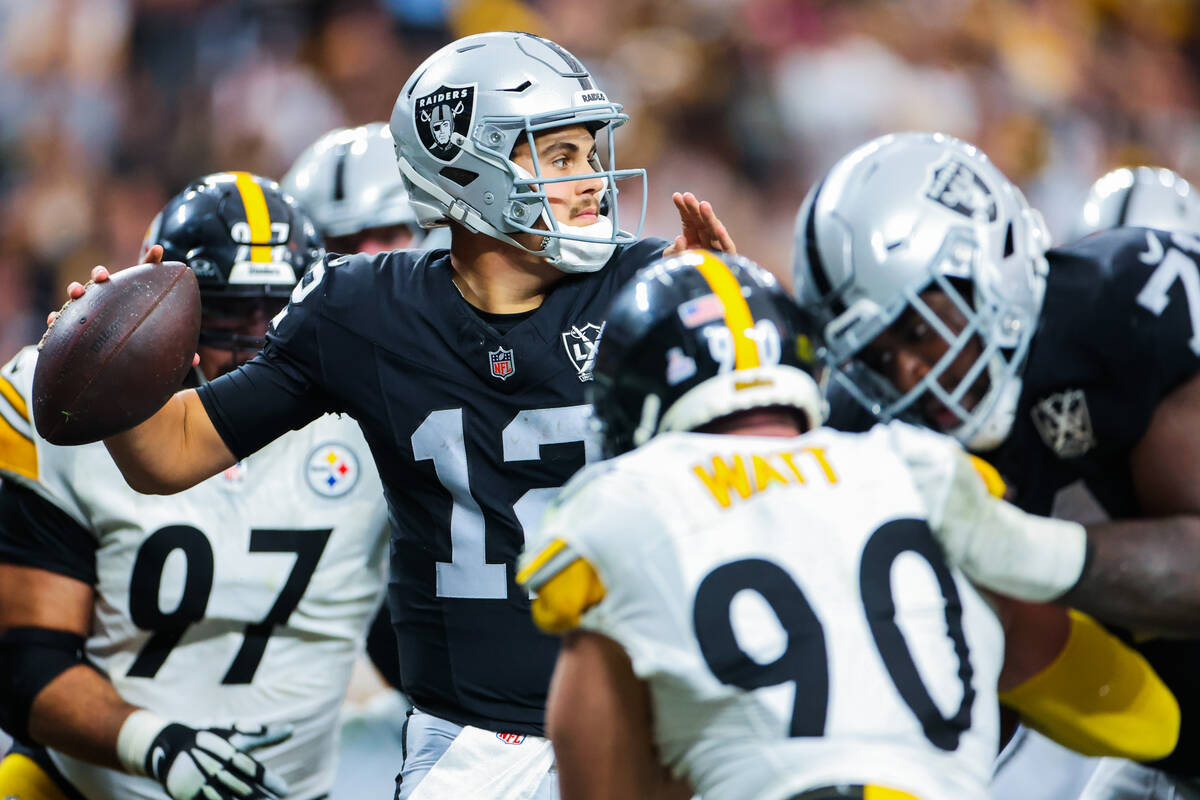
32 261 201 446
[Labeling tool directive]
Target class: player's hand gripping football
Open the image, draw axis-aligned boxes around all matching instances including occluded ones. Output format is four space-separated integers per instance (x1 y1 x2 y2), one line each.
662 191 737 257
45 246 200 368
118 711 292 800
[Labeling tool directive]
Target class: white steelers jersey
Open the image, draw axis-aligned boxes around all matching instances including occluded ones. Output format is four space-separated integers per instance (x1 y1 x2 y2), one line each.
0 345 389 800
525 423 1006 800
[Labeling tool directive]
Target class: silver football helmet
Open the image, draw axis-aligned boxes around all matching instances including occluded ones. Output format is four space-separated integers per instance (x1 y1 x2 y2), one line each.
281 122 423 244
389 31 647 273
1075 166 1200 239
793 132 1051 450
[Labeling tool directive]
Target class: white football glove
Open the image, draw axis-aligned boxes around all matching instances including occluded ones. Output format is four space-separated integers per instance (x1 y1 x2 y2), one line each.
117 710 291 800
890 421 1089 603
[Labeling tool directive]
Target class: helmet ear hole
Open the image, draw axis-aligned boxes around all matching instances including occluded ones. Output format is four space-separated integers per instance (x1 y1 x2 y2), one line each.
1003 222 1015 258
440 167 478 187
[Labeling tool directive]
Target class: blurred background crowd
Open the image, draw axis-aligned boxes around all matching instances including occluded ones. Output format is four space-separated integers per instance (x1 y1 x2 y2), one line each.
2 0 1199 359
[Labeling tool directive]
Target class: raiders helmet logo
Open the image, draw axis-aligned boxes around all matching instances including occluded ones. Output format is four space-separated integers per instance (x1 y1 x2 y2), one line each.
924 157 998 222
414 83 476 163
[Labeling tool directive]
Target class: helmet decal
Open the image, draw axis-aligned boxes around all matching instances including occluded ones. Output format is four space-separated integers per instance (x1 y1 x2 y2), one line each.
923 157 999 222
414 84 476 163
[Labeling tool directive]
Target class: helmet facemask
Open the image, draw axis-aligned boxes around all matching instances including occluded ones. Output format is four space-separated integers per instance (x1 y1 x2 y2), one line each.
820 218 1044 451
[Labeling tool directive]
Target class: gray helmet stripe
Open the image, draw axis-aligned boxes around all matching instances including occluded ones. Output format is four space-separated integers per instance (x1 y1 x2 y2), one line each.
536 35 593 89
1116 181 1136 226
332 143 349 202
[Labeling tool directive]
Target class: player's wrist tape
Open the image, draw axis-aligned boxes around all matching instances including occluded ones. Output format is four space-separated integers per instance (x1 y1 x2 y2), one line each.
116 709 170 777
1000 609 1180 761
0 626 89 746
959 501 1088 602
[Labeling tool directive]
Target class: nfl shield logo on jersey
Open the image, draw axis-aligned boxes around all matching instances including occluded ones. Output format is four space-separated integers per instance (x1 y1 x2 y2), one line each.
562 322 605 382
1031 389 1096 458
496 732 526 745
489 346 515 381
306 443 360 497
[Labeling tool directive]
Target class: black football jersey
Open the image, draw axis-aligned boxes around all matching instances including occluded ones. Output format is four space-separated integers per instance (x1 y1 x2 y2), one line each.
828 226 1200 774
197 239 669 734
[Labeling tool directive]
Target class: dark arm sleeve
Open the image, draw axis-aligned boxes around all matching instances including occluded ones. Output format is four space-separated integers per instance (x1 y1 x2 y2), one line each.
196 261 339 459
0 481 96 585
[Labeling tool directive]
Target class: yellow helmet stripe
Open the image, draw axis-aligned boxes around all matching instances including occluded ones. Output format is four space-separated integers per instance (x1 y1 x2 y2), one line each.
232 171 273 263
692 251 759 370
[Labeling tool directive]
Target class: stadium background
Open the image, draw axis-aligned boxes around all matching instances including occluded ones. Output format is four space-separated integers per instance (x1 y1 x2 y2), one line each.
1 0 1199 794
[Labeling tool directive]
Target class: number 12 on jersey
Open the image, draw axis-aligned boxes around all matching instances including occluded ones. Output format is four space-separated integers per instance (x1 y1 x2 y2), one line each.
412 405 598 600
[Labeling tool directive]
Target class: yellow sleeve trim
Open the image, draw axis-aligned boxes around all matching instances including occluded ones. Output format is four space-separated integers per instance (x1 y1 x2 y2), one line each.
0 375 29 422
968 455 1005 499
999 609 1180 761
528 555 606 635
0 413 37 481
516 538 570 588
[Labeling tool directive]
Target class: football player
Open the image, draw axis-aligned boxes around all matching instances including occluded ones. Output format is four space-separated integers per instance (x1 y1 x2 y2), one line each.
1074 165 1200 240
793 132 1200 793
517 249 1179 800
55 31 735 800
282 122 432 256
0 173 390 800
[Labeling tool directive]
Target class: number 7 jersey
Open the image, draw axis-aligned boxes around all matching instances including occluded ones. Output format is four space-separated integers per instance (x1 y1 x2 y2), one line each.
521 424 1006 800
0 345 389 800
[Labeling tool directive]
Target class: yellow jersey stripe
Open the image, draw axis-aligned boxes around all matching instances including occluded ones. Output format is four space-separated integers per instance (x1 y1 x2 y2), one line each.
232 171 273 263
0 374 29 422
692 251 759 370
0 412 37 481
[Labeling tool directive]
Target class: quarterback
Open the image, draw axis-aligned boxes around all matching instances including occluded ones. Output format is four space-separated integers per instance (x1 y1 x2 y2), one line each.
518 249 1178 800
0 174 389 800
59 31 734 800
794 133 1200 790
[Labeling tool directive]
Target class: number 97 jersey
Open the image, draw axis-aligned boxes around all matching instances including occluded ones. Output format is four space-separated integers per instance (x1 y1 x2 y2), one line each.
522 424 1005 800
0 345 389 800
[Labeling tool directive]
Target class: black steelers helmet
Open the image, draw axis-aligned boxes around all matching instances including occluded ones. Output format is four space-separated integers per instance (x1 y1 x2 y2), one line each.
141 171 324 356
590 249 824 457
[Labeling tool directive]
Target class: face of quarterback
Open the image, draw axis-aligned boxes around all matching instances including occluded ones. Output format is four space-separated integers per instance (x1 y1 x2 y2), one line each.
509 124 605 229
858 287 990 432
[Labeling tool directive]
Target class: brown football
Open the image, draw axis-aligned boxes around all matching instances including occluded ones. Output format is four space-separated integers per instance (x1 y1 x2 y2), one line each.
33 261 200 446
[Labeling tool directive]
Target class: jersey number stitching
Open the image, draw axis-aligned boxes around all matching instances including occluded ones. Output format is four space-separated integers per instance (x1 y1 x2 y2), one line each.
127 525 333 684
1137 239 1200 356
411 406 598 599
693 518 974 751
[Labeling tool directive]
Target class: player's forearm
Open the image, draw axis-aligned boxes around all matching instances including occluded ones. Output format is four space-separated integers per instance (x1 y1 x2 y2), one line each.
28 664 138 770
1062 516 1200 635
104 389 235 494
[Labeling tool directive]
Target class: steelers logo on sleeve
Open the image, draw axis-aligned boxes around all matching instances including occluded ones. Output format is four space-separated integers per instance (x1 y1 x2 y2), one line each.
306 443 360 497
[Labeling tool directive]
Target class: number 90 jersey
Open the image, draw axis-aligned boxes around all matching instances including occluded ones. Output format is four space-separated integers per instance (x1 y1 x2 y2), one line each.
524 424 1005 800
0 345 389 800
